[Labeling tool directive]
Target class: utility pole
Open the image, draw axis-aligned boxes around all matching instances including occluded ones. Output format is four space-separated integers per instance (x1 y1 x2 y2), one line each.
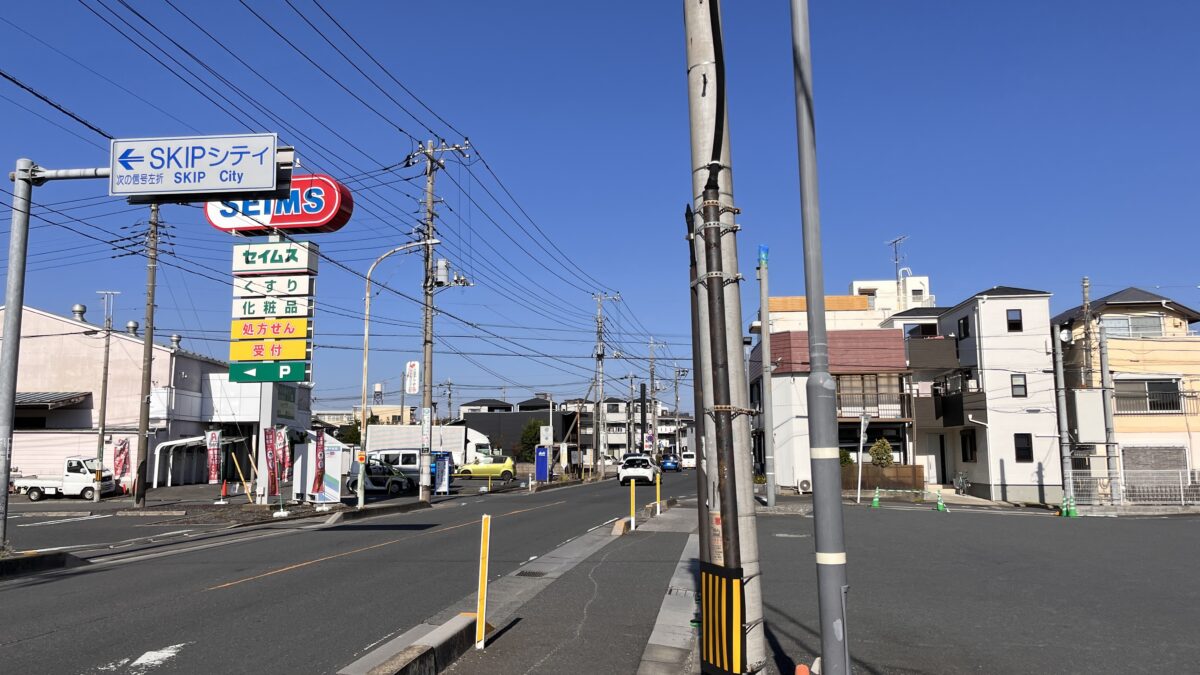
1099 327 1122 505
887 235 908 312
756 247 776 507
593 293 619 475
673 366 688 454
1082 276 1093 387
1052 324 1074 504
683 1 764 666
685 205 713 564
93 291 120 503
0 159 34 548
445 379 454 422
791 1 851 672
626 374 636 456
410 139 469 503
133 204 159 508
649 337 658 458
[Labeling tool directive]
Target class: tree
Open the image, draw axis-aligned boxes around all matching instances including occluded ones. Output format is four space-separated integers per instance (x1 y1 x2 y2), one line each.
869 438 894 467
517 419 543 463
337 415 378 446
839 448 854 467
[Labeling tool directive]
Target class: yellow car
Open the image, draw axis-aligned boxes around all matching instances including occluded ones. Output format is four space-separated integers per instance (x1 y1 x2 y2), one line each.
458 455 516 482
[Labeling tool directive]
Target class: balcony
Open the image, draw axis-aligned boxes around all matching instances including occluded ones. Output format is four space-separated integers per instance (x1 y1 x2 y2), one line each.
906 336 958 371
836 393 911 420
1115 392 1198 415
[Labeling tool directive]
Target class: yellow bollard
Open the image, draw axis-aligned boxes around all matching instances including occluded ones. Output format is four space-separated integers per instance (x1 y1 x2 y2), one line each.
656 470 662 516
475 514 491 649
630 476 636 531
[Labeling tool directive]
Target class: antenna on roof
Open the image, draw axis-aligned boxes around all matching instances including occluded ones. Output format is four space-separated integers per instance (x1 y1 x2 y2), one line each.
886 235 909 311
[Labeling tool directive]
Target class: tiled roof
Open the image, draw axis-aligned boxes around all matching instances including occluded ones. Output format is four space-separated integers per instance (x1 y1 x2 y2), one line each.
1052 287 1200 324
15 392 89 409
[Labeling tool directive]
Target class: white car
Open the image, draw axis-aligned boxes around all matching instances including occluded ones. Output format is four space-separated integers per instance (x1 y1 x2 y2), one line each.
618 456 658 485
680 451 697 469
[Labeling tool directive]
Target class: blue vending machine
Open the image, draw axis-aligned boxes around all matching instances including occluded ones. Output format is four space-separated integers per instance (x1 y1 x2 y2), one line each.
534 446 549 482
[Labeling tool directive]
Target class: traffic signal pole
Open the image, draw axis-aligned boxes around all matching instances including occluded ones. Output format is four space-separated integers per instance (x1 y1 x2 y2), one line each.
790 1 852 672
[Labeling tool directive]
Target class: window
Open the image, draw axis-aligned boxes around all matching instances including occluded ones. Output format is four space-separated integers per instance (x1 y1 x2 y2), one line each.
859 289 877 309
1014 433 1033 463
1006 309 1023 332
912 289 924 301
1115 379 1182 413
1010 374 1028 398
960 429 977 463
606 403 620 414
1100 314 1163 338
957 316 971 339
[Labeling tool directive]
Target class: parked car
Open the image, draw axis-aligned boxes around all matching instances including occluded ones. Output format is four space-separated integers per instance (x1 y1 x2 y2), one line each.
371 449 455 485
660 454 682 472
618 456 658 485
457 455 516 482
345 460 413 496
680 451 697 469
14 456 115 501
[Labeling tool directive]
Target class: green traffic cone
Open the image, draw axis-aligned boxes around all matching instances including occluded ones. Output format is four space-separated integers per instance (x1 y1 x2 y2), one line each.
934 492 948 512
869 487 881 509
1059 494 1068 517
1066 494 1078 518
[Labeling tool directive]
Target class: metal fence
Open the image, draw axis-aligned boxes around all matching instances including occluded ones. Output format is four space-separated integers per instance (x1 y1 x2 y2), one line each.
1073 470 1200 506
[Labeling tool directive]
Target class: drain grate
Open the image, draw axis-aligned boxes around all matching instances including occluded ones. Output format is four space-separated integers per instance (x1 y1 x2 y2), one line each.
515 570 548 578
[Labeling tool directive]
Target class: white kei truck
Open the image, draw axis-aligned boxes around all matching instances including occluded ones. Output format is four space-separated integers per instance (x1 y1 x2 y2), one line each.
12 456 116 502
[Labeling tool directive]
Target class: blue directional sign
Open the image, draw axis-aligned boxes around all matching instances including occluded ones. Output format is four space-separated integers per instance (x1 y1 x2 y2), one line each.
109 133 278 197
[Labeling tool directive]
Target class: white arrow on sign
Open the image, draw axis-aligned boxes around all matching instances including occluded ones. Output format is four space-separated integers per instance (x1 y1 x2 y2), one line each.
244 367 257 376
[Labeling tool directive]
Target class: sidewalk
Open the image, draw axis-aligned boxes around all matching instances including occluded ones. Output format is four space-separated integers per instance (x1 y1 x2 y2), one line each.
446 504 698 675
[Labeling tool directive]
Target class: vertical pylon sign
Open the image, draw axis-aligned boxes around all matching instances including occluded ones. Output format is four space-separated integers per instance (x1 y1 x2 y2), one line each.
701 561 746 675
475 514 492 649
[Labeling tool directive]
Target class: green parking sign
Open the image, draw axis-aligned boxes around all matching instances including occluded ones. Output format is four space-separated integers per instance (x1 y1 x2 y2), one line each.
229 361 308 383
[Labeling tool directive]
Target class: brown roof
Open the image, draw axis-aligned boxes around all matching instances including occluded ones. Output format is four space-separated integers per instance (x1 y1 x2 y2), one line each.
750 329 908 380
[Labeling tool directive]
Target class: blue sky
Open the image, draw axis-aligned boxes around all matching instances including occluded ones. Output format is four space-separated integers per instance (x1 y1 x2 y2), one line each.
2 1 1198 412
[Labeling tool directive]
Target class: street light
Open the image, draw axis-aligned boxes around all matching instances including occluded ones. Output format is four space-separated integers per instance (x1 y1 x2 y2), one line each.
358 241 432 509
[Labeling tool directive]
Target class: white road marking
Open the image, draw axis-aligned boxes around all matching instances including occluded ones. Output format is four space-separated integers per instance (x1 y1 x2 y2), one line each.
127 642 190 673
774 533 809 538
18 514 112 527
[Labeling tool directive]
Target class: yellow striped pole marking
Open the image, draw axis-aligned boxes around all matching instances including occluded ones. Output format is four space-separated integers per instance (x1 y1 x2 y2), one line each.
630 478 636 531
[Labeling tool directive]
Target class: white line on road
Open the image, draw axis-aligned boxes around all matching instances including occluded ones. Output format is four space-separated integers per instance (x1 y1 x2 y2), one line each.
17 514 112 527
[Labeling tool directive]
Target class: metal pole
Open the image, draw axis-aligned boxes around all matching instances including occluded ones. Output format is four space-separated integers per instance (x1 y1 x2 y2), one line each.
790 1 851 671
640 383 648 455
650 338 658 459
856 413 868 505
94 291 119 503
757 246 776 507
1052 325 1074 502
686 206 713 564
420 140 437 504
133 204 159 508
1099 327 1122 505
594 295 607 476
0 158 34 548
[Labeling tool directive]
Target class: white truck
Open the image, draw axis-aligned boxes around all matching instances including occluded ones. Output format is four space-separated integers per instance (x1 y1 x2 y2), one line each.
13 456 116 502
365 425 493 466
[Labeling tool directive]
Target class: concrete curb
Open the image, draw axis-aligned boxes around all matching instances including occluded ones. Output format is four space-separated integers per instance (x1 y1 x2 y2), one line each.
116 510 188 517
637 534 700 675
531 478 583 492
326 500 432 525
612 517 633 535
340 612 492 675
0 550 88 579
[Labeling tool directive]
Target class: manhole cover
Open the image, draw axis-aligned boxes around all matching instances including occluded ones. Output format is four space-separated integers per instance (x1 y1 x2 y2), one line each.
516 570 547 578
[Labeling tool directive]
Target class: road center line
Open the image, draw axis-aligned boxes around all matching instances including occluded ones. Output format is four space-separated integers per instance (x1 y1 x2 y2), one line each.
17 514 112 527
206 500 565 591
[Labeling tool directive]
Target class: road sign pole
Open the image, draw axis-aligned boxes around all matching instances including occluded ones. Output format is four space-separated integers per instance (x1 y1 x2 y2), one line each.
0 159 34 550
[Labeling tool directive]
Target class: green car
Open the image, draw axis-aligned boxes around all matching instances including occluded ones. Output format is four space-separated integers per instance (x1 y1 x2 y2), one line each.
458 455 516 482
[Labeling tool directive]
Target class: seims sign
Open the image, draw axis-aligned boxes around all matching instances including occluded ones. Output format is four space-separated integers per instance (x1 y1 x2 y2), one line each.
206 174 352 235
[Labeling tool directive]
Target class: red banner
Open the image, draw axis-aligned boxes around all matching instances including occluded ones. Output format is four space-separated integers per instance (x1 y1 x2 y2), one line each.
264 428 278 496
277 428 292 481
206 430 222 484
113 438 130 480
311 433 326 494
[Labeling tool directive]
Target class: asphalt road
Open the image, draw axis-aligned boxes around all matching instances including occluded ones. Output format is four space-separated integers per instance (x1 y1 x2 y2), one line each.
0 471 698 674
757 503 1200 674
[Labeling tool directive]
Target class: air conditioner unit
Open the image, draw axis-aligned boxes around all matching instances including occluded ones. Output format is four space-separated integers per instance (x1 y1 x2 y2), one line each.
967 379 979 391
798 479 812 493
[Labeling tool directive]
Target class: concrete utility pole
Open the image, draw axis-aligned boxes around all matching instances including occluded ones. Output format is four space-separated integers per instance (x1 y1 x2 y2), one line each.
639 383 648 454
1099 327 1122 505
649 338 658 458
593 293 619 474
626 374 636 455
685 206 711 563
410 139 469 503
133 204 159 508
683 1 764 665
1082 276 1093 387
887 235 909 312
756 247 776 507
94 291 120 503
1052 325 1074 503
790 1 851 672
673 366 688 454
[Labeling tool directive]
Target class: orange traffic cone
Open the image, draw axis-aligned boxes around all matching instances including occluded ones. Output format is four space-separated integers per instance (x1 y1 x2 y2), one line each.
215 480 229 504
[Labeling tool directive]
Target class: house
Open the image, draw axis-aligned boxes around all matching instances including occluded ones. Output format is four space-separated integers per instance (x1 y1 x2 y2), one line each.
0 304 311 489
458 398 513 416
1053 287 1200 502
915 287 1062 502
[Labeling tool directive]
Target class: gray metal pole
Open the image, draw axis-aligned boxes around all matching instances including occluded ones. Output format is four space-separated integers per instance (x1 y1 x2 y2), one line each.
420 141 436 504
686 207 712 563
94 291 119 503
757 247 776 507
1099 327 1122 505
650 338 658 458
0 158 34 548
133 204 159 508
1052 325 1074 502
790 1 851 672
640 383 648 455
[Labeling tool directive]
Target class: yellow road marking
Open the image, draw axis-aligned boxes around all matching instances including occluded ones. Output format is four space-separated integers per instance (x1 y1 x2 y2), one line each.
206 500 564 591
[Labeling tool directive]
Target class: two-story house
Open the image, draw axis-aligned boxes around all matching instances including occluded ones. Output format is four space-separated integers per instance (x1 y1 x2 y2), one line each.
1054 288 1200 501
